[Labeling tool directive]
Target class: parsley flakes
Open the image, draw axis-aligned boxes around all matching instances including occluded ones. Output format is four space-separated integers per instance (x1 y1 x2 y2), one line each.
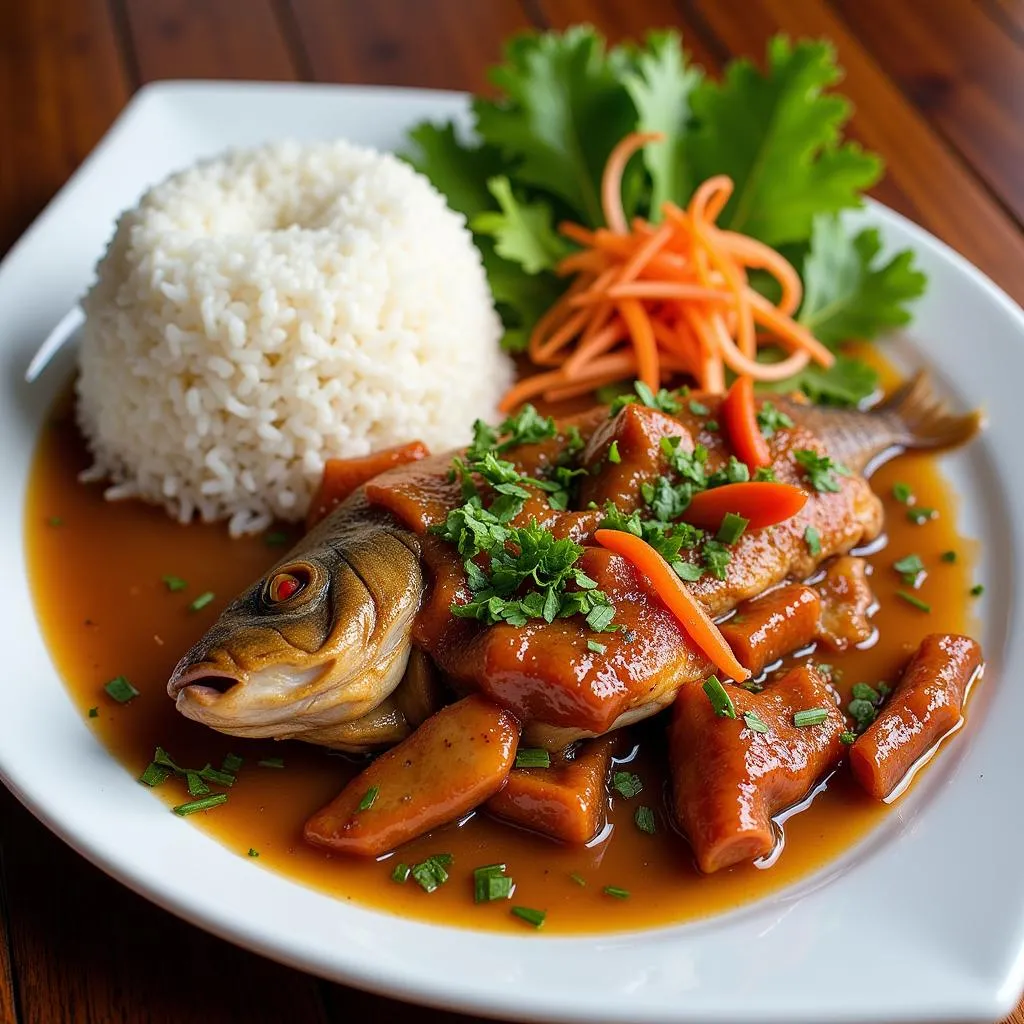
793 449 850 493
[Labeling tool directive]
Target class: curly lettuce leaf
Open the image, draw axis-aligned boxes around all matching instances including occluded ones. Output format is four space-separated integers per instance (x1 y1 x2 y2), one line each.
688 38 881 246
472 177 573 275
799 215 928 345
473 27 637 226
623 30 702 214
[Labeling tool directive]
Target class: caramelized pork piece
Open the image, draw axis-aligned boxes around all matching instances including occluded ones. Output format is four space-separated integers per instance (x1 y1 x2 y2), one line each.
816 556 875 651
850 633 982 799
485 735 617 843
719 584 821 675
670 665 845 873
304 695 519 856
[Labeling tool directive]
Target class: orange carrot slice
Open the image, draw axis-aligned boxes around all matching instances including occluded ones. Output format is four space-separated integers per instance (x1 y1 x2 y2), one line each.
721 376 771 472
682 481 808 531
594 529 750 681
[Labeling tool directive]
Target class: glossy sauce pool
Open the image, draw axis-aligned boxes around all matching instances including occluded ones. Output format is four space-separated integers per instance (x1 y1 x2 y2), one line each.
24 387 979 935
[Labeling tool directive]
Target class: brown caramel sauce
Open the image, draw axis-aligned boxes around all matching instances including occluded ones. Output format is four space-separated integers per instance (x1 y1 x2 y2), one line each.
24 359 978 934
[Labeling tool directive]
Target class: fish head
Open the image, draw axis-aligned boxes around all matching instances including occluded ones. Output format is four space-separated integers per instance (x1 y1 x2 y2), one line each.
167 522 423 743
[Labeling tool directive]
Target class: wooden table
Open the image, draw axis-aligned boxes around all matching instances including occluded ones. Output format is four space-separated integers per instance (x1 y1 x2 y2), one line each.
1 1 1022 1021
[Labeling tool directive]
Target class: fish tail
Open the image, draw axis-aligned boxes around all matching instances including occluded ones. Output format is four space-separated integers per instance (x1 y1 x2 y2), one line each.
877 371 982 451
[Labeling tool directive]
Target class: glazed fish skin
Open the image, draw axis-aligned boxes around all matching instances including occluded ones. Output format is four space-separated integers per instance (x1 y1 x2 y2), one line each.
167 493 423 747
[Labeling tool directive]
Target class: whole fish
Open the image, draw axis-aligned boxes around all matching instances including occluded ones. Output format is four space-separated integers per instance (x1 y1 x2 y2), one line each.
168 373 980 751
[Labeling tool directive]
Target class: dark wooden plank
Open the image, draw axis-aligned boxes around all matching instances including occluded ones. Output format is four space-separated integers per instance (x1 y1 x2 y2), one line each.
686 0 1024 306
832 0 1024 228
0 786 330 1024
287 0 533 93
980 0 1024 45
0 0 130 256
121 0 298 82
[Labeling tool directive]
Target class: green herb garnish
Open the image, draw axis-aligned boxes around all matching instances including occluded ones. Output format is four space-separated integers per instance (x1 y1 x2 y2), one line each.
258 757 285 769
603 886 630 900
607 440 621 464
612 771 643 799
703 675 736 719
357 786 379 812
756 402 794 439
804 525 821 556
753 466 777 482
793 708 829 727
906 507 937 525
569 872 587 887
839 731 857 745
199 766 235 787
971 583 984 597
940 550 957 563
515 748 551 769
162 575 188 592
897 590 931 613
743 710 770 734
104 676 139 703
173 794 228 816
510 906 546 929
892 482 913 504
474 863 515 903
139 763 172 787
189 591 215 612
222 753 243 773
716 512 748 545
793 449 850 493
87 707 99 719
185 771 210 797
634 806 656 834
248 848 260 858
587 640 607 654
689 399 710 416
847 682 890 732
391 862 411 883
264 531 290 547
411 854 453 893
47 516 63 527
893 553 925 587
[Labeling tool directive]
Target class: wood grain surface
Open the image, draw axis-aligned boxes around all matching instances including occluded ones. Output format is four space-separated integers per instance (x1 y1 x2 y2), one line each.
1 1 1021 1021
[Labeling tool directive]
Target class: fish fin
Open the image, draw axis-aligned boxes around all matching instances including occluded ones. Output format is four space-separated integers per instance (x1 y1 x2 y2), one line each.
878 371 982 451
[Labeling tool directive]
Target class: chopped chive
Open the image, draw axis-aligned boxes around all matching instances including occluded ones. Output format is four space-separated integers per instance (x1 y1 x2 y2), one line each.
48 515 63 527
839 731 857 745
716 513 748 545
264 531 290 547
634 806 656 834
162 575 188 592
893 553 925 587
357 786 379 812
391 862 411 884
689 399 710 416
410 853 453 893
87 707 99 719
603 886 630 900
587 639 607 654
473 864 514 903
793 708 829 727
173 793 228 816
153 746 178 769
189 591 215 612
612 771 643 799
222 753 243 773
738 679 764 694
971 583 984 597
199 765 235 787
940 550 957 564
607 440 621 464
703 675 736 719
892 482 913 504
897 590 932 613
804 525 821 557
257 757 284 769
569 872 587 887
510 906 546 929
104 675 139 703
906 507 937 525
743 710 770 734
704 419 719 431
185 771 210 797
248 848 260 857
515 748 550 769
139 763 172 787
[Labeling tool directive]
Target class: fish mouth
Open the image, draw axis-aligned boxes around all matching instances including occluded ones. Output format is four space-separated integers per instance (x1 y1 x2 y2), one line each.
168 666 242 703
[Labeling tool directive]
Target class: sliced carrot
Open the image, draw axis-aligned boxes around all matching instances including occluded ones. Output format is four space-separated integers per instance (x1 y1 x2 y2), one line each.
681 481 808 531
617 297 660 392
594 529 750 681
721 376 771 472
306 441 430 530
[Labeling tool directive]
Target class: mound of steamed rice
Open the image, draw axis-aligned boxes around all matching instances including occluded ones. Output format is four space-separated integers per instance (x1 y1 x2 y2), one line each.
77 140 511 536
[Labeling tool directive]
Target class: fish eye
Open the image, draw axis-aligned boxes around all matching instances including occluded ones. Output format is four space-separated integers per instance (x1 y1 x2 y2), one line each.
266 569 309 604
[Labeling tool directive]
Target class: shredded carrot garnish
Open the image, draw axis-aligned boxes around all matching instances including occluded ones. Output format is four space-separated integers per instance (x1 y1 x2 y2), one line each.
594 529 750 681
500 133 836 413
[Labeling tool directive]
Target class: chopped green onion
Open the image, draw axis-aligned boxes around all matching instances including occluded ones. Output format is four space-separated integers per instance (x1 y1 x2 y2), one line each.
411 854 453 893
104 675 139 703
603 886 630 900
803 525 821 556
839 731 857 745
892 482 913 504
893 553 925 586
897 590 932 613
607 440 621 464
689 399 710 416
703 675 736 719
185 771 210 797
357 786 379 812
473 863 514 903
391 862 411 884
743 710 770 734
704 419 719 432
87 707 99 719
940 550 957 563
587 640 607 654
612 771 643 799
258 757 285 769
569 872 586 887
738 679 764 694
634 806 656 834
264 531 290 547
199 765 235 787
793 708 829 727
139 763 172 787
515 748 550 769
222 753 243 773
971 583 984 597
906 507 937 525
716 513 748 545
173 793 228 816
162 575 188 592
510 906 546 929
189 591 215 612
248 848 260 858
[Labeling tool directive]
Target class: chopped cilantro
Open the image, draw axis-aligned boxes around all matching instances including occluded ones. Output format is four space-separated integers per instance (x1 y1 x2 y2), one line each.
839 731 857 745
756 402 794 439
612 771 643 799
893 553 925 587
357 787 379 812
87 707 99 719
607 440 621 464
248 848 260 858
940 550 957 564
391 862 411 884
104 676 139 703
634 806 657 834
701 538 732 580
793 449 850 493
689 399 710 416
804 525 821 556
707 456 750 487
753 466 777 482
189 591 215 612
971 583 984 597
610 381 683 415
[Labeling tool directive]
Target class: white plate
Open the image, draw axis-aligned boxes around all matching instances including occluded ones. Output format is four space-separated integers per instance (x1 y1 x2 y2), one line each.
4 81 1024 1024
